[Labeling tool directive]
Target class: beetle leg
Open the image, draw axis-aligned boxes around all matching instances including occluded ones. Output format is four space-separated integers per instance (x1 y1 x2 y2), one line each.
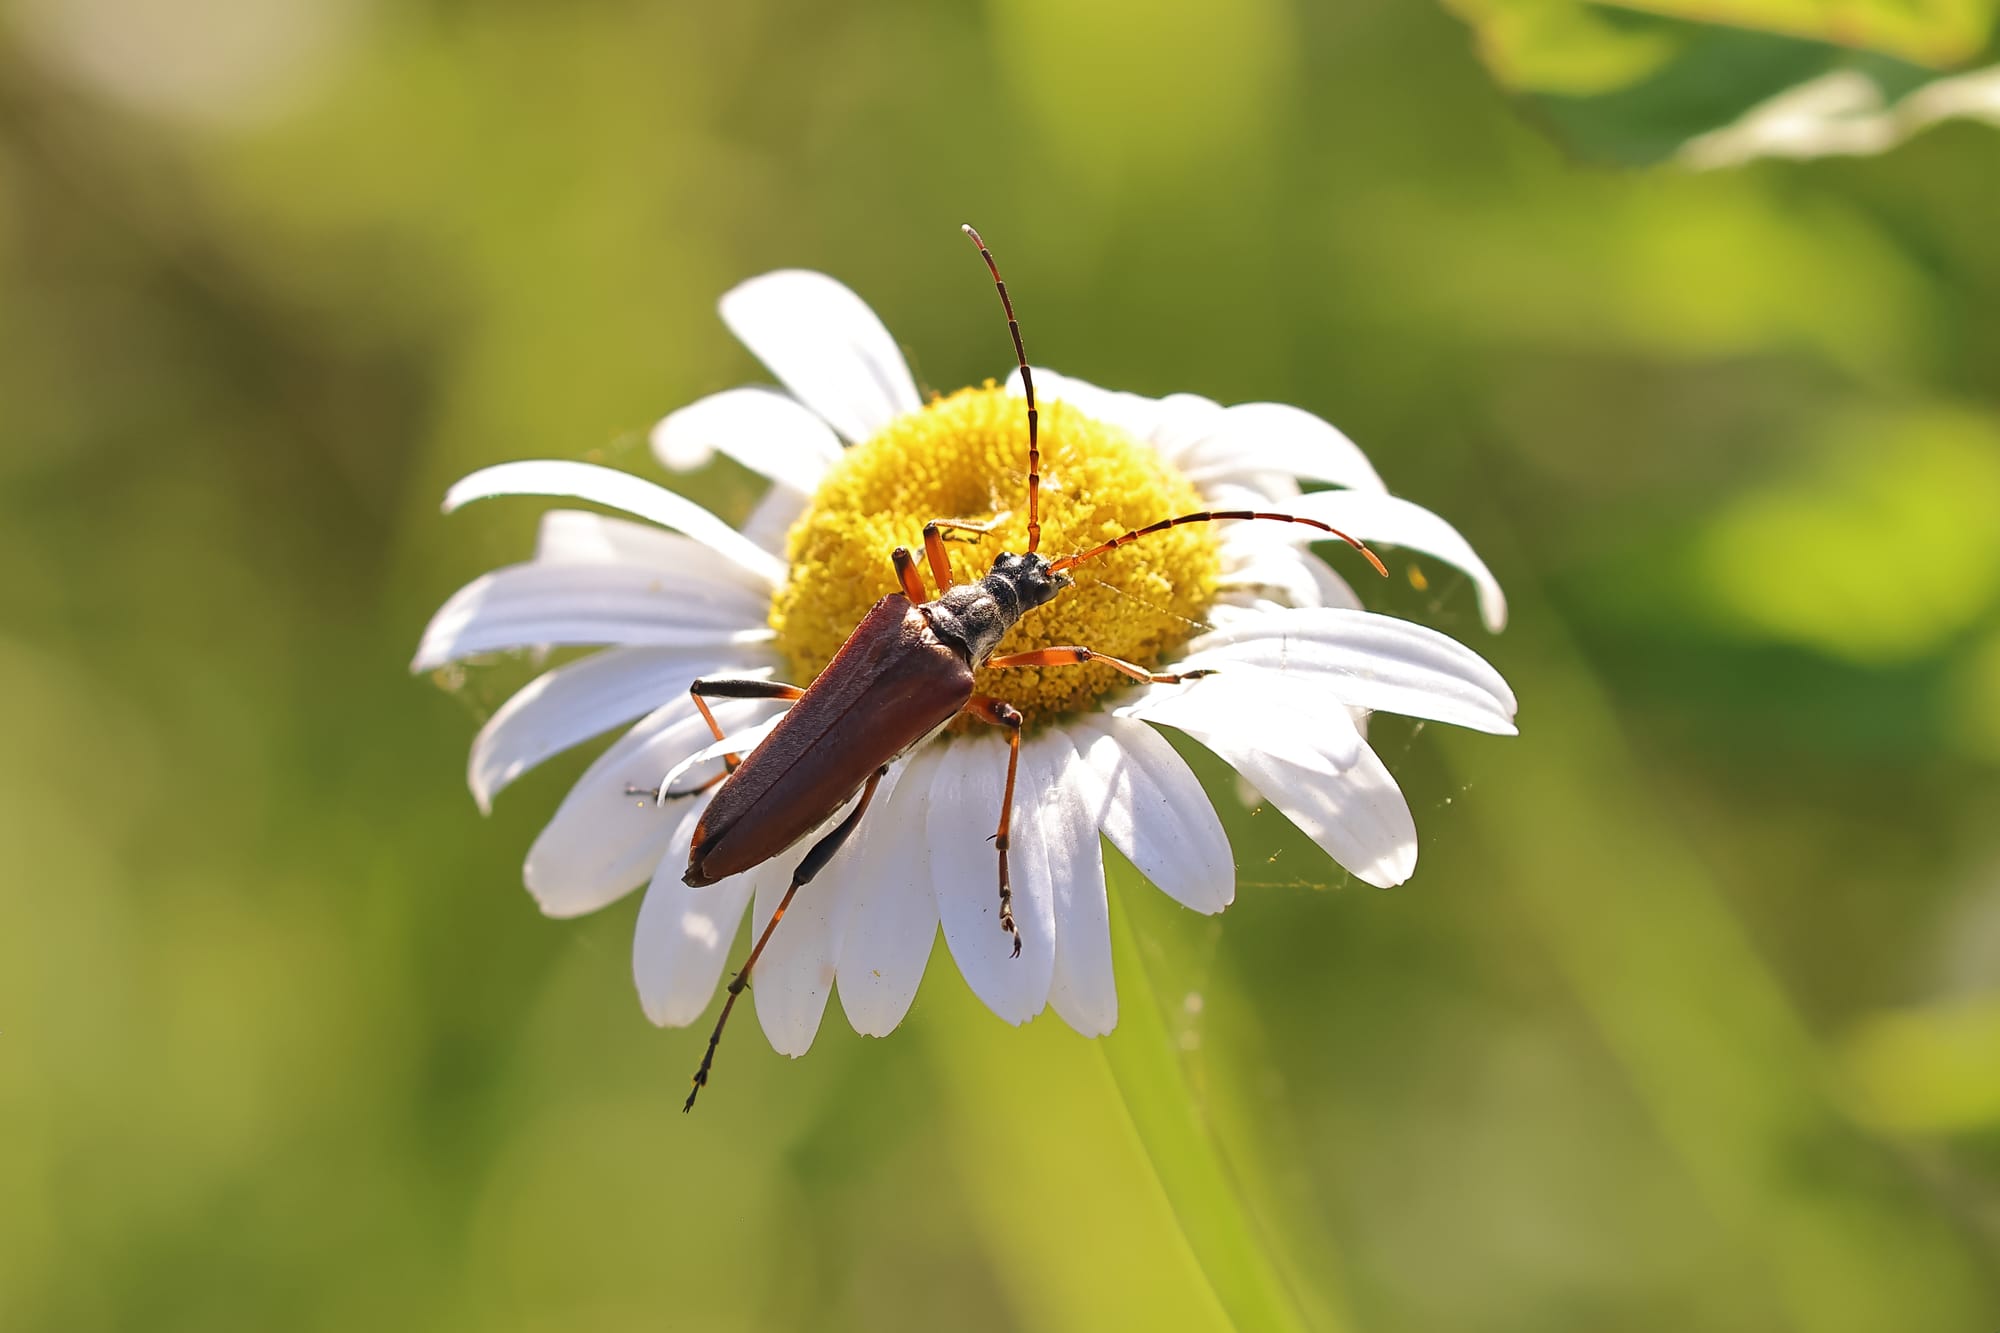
685 763 890 1113
626 769 730 805
921 522 956 593
636 680 809 807
891 546 929 602
985 646 1217 686
688 678 806 771
961 694 1025 957
928 512 1009 538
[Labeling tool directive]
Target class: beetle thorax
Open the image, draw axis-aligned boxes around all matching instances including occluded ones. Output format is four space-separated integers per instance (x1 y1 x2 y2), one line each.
924 552 1071 666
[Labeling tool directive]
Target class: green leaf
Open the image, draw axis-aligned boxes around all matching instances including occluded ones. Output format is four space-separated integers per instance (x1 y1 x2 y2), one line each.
1098 856 1347 1333
1444 0 2000 164
1675 60 2000 166
923 851 1354 1333
1604 0 1994 66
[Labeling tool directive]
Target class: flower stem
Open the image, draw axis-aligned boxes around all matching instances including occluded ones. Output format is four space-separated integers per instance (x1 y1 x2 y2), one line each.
1100 856 1347 1333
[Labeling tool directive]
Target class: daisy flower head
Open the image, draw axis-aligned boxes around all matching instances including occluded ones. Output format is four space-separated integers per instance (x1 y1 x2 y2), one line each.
415 227 1517 1107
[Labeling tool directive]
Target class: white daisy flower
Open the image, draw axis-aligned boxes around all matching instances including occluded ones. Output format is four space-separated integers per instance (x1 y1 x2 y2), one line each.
414 230 1516 1106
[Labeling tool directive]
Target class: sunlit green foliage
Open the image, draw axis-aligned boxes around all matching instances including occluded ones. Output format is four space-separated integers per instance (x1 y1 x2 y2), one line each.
1447 0 2000 162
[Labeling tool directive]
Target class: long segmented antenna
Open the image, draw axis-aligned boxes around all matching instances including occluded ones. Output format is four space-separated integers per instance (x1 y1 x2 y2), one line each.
1047 509 1391 578
962 224 1040 555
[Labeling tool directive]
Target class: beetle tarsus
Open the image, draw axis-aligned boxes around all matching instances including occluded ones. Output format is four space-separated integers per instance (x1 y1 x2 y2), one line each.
994 824 1019 957
998 861 1020 957
684 1019 723 1112
684 970 751 1113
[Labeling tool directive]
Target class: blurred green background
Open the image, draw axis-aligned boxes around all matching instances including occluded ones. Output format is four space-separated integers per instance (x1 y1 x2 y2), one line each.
5 0 2000 1329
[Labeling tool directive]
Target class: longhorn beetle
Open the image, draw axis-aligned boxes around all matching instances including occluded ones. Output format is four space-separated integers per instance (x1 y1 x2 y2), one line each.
668 225 1388 1110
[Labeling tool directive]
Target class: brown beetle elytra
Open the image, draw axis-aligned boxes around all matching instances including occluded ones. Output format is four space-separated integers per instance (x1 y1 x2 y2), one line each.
671 226 1386 1110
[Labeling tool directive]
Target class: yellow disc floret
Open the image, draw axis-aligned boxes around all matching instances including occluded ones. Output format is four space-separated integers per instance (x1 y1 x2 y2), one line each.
770 384 1221 721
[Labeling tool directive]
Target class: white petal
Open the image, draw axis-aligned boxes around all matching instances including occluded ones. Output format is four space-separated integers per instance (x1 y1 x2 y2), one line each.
1177 607 1517 734
1301 553 1364 611
1203 477 1303 512
1143 392 1229 466
411 561 774 672
1209 596 1287 623
930 734 1055 1024
1131 669 1417 886
1127 673 1418 886
650 386 843 492
1070 716 1233 914
837 748 943 1037
1228 742 1418 888
444 460 786 587
1213 565 1362 619
1178 403 1389 493
632 797 754 1027
1218 536 1359 611
747 834 840 1058
1286 490 1508 633
533 510 775 595
1008 366 1160 442
1000 369 1379 502
468 647 779 812
719 271 920 444
741 485 808 557
1008 367 1231 469
522 694 781 917
1123 672 1365 777
1036 732 1116 1037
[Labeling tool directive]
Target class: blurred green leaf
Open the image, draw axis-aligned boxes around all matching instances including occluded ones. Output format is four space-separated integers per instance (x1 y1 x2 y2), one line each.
1101 858 1339 1333
1443 0 1695 93
1677 60 2000 166
1444 0 1999 163
1607 0 1994 65
920 861 1333 1333
924 972 1242 1333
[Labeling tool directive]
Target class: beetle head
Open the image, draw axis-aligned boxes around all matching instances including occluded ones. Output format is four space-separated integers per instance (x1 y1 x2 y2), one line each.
988 550 1071 612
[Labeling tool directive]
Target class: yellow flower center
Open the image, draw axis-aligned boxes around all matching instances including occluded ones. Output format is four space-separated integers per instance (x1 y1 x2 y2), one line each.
770 384 1221 721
